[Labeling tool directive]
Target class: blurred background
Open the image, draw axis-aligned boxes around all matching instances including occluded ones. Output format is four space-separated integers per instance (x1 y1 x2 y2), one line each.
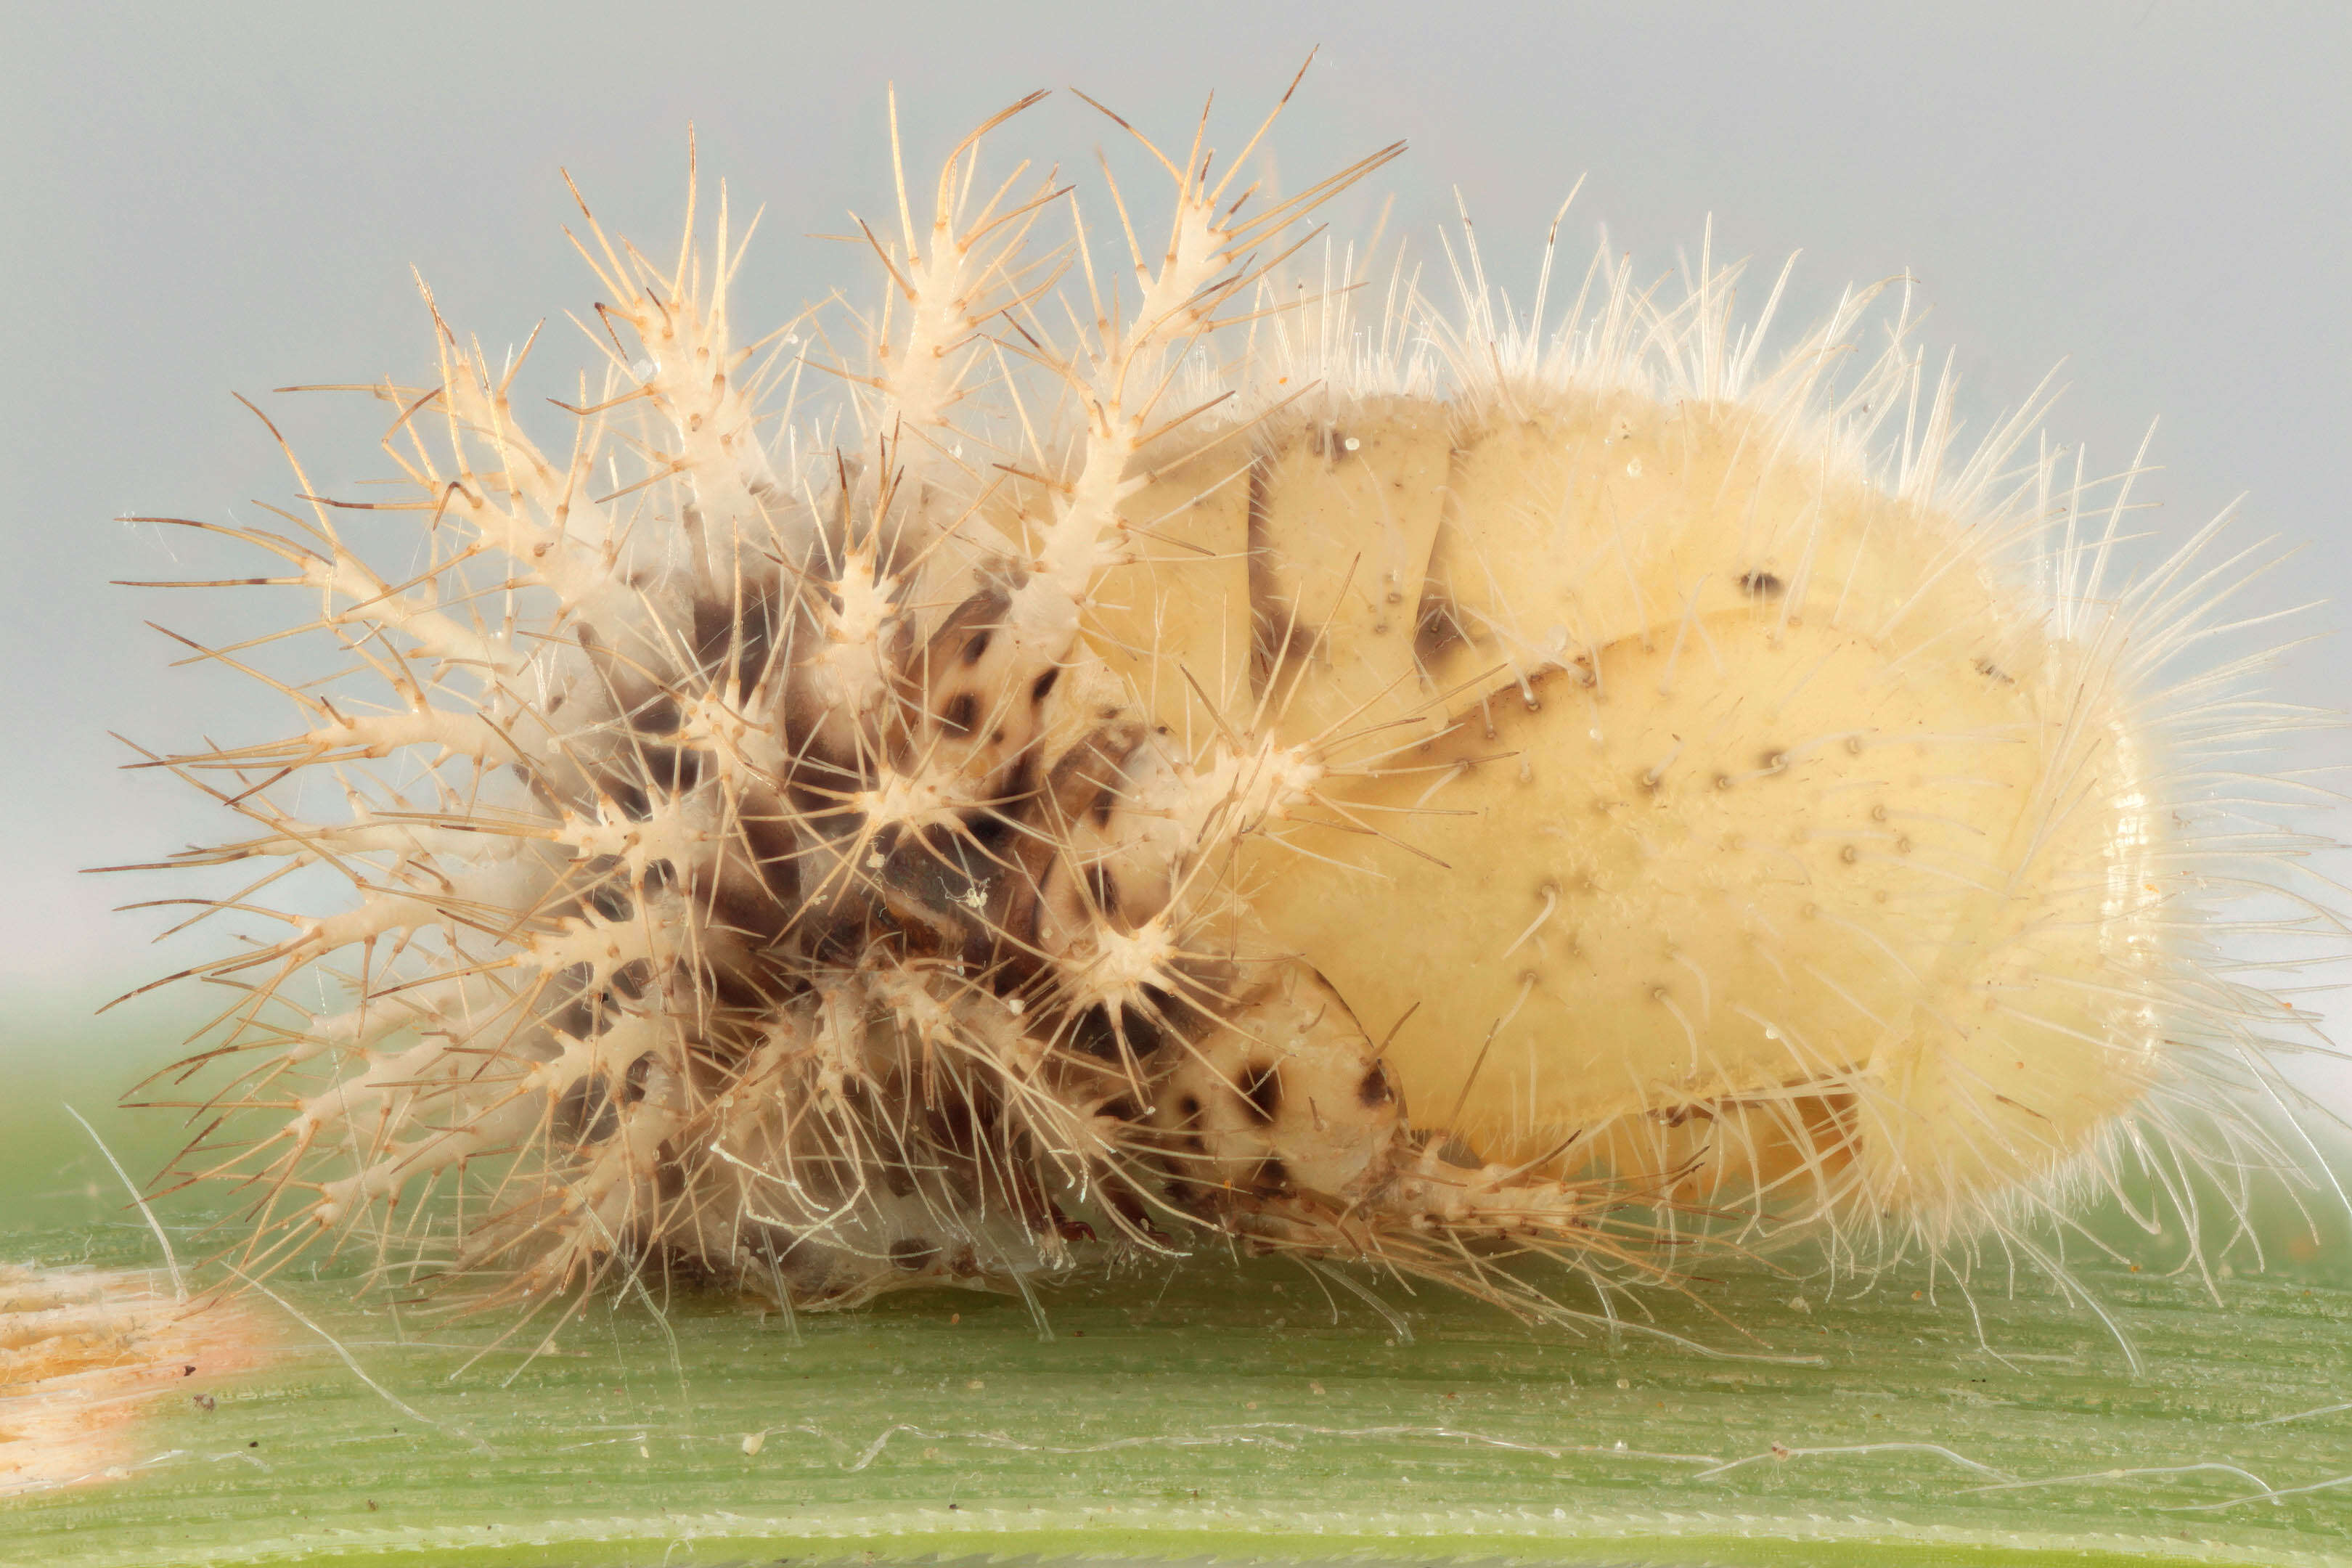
4 1 2348 1189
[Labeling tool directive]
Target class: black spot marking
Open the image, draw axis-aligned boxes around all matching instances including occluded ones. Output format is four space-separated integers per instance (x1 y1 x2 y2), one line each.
1177 1093 1204 1124
1031 666 1060 704
1357 1062 1393 1107
1090 786 1117 827
1240 1062 1281 1123
939 692 978 736
961 625 995 665
889 1238 939 1272
1738 571 1784 597
1253 1156 1293 1194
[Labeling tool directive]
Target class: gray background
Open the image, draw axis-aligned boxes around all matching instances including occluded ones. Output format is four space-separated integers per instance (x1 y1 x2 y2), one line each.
4 1 2347 1107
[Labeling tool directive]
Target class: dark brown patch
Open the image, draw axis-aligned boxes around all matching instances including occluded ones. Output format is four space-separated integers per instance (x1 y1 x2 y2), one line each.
611 958 653 1000
994 754 1038 813
939 692 979 736
1357 1062 1393 1107
552 1072 618 1143
692 584 783 689
1085 863 1122 920
1031 666 1060 704
924 1097 981 1169
585 878 634 923
1413 577 1467 667
1737 571 1784 597
889 1238 939 1272
1066 1000 1164 1061
629 694 684 735
654 1140 687 1202
544 962 603 1040
1245 465 1312 691
1240 1062 1281 1123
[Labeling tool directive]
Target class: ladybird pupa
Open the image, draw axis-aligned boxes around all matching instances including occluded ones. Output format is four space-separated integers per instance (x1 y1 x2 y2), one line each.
117 77 2338 1341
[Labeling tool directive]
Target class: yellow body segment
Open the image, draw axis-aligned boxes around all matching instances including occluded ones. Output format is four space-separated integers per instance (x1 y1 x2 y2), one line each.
132 91 2313 1329
1126 388 2168 1231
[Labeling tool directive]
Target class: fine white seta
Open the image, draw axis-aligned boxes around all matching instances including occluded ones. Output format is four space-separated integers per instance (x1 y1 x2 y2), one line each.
115 70 2343 1352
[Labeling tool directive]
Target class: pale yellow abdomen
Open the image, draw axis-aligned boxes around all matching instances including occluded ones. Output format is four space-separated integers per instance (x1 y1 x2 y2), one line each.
1115 386 2167 1234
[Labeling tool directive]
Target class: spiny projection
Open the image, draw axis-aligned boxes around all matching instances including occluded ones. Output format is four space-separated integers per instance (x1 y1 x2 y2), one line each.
113 73 2340 1348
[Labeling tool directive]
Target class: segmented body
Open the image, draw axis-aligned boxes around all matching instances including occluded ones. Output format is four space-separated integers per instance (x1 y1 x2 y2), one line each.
126 87 2331 1335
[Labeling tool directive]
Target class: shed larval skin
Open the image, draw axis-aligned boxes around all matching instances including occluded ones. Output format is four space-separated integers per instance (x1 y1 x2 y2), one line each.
122 82 2326 1336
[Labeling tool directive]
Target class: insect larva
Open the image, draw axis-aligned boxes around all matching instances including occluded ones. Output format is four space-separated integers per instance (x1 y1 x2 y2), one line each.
118 76 2338 1344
